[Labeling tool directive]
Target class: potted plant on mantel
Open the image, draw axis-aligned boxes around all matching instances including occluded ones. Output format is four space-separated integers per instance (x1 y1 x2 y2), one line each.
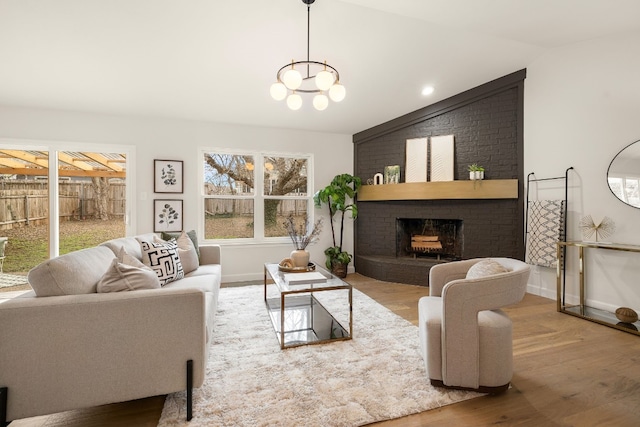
313 173 362 278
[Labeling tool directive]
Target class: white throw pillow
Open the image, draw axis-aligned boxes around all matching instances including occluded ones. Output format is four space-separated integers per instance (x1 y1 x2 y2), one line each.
116 246 148 270
137 236 185 286
466 259 509 279
176 231 199 274
97 257 161 293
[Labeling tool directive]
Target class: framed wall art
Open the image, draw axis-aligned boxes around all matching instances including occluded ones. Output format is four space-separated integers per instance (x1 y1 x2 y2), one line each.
430 135 455 181
154 159 183 193
154 199 183 232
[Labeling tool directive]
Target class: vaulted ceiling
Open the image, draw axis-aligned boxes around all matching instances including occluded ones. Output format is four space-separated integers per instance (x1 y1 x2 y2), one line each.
1 0 639 135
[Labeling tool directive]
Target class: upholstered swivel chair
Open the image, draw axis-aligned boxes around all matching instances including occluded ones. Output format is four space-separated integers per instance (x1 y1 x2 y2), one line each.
418 258 530 393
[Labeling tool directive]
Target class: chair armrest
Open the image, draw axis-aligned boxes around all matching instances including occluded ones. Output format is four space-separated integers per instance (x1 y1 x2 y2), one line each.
439 265 530 388
199 244 221 265
429 259 479 296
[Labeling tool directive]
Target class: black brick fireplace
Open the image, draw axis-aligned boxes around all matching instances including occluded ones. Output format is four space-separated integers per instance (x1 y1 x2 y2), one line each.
352 70 526 286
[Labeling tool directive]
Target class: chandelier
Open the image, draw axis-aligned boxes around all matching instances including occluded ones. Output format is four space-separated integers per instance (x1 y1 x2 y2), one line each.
270 0 345 111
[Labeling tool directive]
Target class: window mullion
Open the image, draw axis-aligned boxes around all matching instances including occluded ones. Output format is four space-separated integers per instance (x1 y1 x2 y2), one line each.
254 154 265 241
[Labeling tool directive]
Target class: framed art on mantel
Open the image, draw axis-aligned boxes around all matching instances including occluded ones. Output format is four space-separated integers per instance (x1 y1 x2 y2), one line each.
154 199 183 232
154 159 183 193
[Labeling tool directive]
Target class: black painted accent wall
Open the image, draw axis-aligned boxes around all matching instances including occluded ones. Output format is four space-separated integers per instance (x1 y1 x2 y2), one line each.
352 70 526 286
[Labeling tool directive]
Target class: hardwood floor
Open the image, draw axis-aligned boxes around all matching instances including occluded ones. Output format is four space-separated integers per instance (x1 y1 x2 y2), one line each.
8 274 640 426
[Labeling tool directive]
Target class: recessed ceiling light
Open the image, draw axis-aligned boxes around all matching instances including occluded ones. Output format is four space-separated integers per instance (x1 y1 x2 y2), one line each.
421 86 435 96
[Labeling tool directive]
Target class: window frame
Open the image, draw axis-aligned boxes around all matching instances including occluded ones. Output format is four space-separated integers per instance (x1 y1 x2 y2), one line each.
200 147 314 245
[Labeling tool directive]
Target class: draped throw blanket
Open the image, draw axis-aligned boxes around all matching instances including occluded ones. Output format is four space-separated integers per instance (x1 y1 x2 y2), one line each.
526 200 564 268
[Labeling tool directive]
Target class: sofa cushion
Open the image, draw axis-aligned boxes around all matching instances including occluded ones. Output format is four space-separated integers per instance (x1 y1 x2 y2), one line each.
176 231 199 274
137 236 185 286
97 257 161 293
27 246 115 296
162 230 200 260
466 259 509 279
100 233 156 261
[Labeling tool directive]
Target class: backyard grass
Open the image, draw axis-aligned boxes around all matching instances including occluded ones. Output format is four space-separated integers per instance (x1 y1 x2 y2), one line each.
2 214 300 274
1 219 125 274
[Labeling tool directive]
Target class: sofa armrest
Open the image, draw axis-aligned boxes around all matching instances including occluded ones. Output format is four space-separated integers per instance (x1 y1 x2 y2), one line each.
0 288 206 421
199 244 221 265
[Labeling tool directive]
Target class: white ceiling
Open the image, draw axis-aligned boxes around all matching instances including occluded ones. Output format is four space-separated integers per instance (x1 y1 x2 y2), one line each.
1 0 639 135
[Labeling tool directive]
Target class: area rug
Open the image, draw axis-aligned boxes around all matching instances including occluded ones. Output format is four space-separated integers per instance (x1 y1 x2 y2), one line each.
158 285 480 426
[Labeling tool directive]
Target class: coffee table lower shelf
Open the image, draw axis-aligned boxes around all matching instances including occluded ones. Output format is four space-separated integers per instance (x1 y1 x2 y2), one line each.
265 295 351 349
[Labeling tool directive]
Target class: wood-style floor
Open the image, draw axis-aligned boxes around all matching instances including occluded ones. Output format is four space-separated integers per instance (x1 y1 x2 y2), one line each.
8 274 640 427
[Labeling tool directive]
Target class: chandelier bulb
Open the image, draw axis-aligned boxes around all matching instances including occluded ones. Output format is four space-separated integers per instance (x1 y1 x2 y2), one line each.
329 83 346 102
287 93 302 110
270 82 287 101
315 69 334 91
282 67 302 90
313 93 329 111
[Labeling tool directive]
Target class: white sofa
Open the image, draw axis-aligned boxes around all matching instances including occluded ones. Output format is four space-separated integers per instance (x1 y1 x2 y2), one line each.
0 233 221 424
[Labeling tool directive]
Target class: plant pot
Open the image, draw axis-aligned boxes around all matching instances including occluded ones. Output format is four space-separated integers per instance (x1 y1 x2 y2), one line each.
469 171 476 180
290 249 310 268
331 261 348 278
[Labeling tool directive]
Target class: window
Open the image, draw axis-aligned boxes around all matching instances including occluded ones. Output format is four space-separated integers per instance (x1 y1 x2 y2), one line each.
202 150 312 242
0 141 134 279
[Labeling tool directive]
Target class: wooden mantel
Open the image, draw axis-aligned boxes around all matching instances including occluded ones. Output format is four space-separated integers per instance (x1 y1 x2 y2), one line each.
358 179 518 201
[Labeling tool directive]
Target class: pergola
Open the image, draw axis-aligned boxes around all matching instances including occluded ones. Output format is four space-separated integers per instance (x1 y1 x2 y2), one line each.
0 150 126 178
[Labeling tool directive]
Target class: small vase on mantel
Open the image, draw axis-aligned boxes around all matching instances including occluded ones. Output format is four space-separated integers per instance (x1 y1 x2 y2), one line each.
290 249 310 268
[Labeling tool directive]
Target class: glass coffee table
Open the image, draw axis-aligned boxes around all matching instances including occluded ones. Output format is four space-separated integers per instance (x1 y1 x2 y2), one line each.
263 263 352 349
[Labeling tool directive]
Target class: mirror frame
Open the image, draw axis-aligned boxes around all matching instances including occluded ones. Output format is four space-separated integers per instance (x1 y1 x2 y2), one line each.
607 139 640 209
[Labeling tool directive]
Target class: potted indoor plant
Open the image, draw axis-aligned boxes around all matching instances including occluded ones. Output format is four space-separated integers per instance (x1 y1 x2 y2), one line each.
467 164 485 180
313 173 362 278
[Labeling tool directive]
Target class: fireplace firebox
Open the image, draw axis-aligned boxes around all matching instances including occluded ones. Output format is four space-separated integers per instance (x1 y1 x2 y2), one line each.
396 218 463 261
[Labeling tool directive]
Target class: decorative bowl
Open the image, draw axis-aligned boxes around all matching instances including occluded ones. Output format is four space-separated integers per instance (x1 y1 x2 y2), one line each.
615 307 638 324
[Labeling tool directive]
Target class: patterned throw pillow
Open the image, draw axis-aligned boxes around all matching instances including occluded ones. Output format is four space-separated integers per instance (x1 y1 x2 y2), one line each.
137 237 185 286
466 259 509 279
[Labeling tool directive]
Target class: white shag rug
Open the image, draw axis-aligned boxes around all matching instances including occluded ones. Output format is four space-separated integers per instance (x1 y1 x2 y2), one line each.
158 285 479 427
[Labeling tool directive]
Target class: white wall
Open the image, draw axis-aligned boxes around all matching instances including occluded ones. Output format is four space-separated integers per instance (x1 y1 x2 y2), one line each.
0 106 353 282
524 31 640 312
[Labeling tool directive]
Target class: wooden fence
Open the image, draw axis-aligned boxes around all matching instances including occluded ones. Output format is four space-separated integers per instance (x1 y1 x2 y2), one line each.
204 198 309 217
0 181 126 230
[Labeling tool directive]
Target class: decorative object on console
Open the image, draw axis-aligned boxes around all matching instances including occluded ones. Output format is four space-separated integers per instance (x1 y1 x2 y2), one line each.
283 213 322 267
526 200 564 268
269 0 345 111
615 307 638 324
314 173 361 277
384 165 400 184
405 138 428 182
430 135 454 181
154 159 183 193
578 215 615 242
373 173 383 185
154 199 183 232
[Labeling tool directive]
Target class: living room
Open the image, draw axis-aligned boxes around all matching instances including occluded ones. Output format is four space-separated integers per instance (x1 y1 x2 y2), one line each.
1 0 640 426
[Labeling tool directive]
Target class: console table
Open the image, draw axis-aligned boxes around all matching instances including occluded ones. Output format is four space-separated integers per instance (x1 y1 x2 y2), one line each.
556 241 640 336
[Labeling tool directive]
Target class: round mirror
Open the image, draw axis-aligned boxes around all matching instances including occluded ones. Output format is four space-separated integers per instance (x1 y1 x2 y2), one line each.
607 139 640 208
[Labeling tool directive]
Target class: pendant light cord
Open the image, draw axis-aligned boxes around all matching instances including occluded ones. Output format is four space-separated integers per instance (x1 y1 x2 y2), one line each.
306 4 311 78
